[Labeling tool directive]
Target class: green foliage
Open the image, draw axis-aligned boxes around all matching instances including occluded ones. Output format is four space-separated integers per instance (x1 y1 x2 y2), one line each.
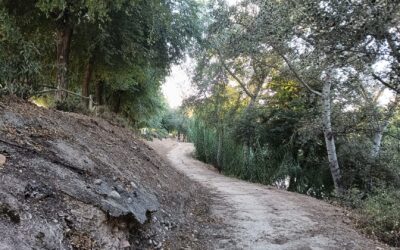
54 96 85 113
359 189 400 246
0 7 43 95
0 0 201 131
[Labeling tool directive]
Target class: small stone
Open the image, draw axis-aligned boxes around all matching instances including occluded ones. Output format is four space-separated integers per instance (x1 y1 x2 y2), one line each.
130 182 138 189
0 154 6 167
343 218 351 224
149 239 153 245
119 222 127 230
120 240 130 248
116 185 125 192
94 179 102 185
109 191 121 199
127 198 133 203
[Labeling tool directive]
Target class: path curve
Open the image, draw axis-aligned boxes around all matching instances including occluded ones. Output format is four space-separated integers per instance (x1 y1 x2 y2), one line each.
148 139 385 250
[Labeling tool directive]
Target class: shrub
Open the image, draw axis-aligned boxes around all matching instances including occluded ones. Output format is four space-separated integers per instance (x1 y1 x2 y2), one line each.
359 189 400 247
0 82 33 99
55 97 84 113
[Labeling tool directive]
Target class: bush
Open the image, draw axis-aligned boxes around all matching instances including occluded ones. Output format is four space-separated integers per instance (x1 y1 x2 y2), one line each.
54 95 92 114
0 82 33 99
359 189 400 247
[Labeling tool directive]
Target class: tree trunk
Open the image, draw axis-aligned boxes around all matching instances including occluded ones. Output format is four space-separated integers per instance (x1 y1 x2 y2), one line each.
113 91 122 113
287 176 297 192
371 123 388 158
56 26 73 102
322 81 343 194
82 57 94 108
216 126 224 172
95 80 104 105
371 95 398 158
243 142 251 176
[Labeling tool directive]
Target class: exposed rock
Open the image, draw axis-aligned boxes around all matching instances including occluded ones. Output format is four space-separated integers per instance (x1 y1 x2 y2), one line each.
0 154 6 167
131 181 138 189
120 239 130 248
109 190 121 199
94 179 102 185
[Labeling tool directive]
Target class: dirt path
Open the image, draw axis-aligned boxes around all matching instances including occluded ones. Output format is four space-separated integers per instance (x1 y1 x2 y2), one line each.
148 139 386 250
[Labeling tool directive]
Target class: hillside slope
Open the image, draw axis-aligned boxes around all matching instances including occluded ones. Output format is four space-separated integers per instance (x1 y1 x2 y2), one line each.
0 97 219 250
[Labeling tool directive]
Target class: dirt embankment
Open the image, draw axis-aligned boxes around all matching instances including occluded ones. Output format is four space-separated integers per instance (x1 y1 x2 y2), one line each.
0 97 221 250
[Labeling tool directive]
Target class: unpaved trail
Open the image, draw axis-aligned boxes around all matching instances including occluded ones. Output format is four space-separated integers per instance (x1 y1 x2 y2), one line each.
148 139 386 250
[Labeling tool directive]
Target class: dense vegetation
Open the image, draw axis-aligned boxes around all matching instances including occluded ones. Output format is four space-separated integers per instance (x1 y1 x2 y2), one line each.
0 0 199 128
1 0 399 246
186 0 400 245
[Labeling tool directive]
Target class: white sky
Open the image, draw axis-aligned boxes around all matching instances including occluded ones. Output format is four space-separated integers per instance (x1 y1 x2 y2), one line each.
161 0 240 109
162 59 195 108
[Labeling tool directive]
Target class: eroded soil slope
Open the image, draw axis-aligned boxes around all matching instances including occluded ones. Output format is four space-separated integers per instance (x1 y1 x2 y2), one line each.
0 97 220 250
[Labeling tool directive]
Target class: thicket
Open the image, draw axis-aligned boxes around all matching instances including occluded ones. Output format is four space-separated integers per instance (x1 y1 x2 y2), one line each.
0 0 199 130
187 0 400 246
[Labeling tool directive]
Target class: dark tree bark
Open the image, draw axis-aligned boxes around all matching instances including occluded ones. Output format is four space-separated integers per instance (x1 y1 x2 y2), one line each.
95 80 104 105
113 91 122 113
56 25 73 101
82 57 94 108
216 127 223 171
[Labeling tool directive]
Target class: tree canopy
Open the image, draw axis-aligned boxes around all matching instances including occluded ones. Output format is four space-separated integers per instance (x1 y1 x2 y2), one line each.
0 0 200 127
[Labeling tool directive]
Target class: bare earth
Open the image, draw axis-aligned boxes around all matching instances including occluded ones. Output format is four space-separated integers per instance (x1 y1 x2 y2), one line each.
148 139 388 250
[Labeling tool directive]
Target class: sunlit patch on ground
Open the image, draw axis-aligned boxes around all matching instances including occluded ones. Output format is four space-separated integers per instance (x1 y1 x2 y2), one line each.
30 97 49 108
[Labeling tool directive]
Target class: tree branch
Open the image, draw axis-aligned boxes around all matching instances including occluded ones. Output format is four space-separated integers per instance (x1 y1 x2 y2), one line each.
216 51 254 98
372 73 400 94
386 32 400 64
274 48 322 96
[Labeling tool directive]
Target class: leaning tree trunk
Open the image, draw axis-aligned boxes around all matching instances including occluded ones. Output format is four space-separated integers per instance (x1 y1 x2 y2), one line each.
371 95 398 158
371 122 389 158
82 57 94 108
56 26 73 102
322 81 343 194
